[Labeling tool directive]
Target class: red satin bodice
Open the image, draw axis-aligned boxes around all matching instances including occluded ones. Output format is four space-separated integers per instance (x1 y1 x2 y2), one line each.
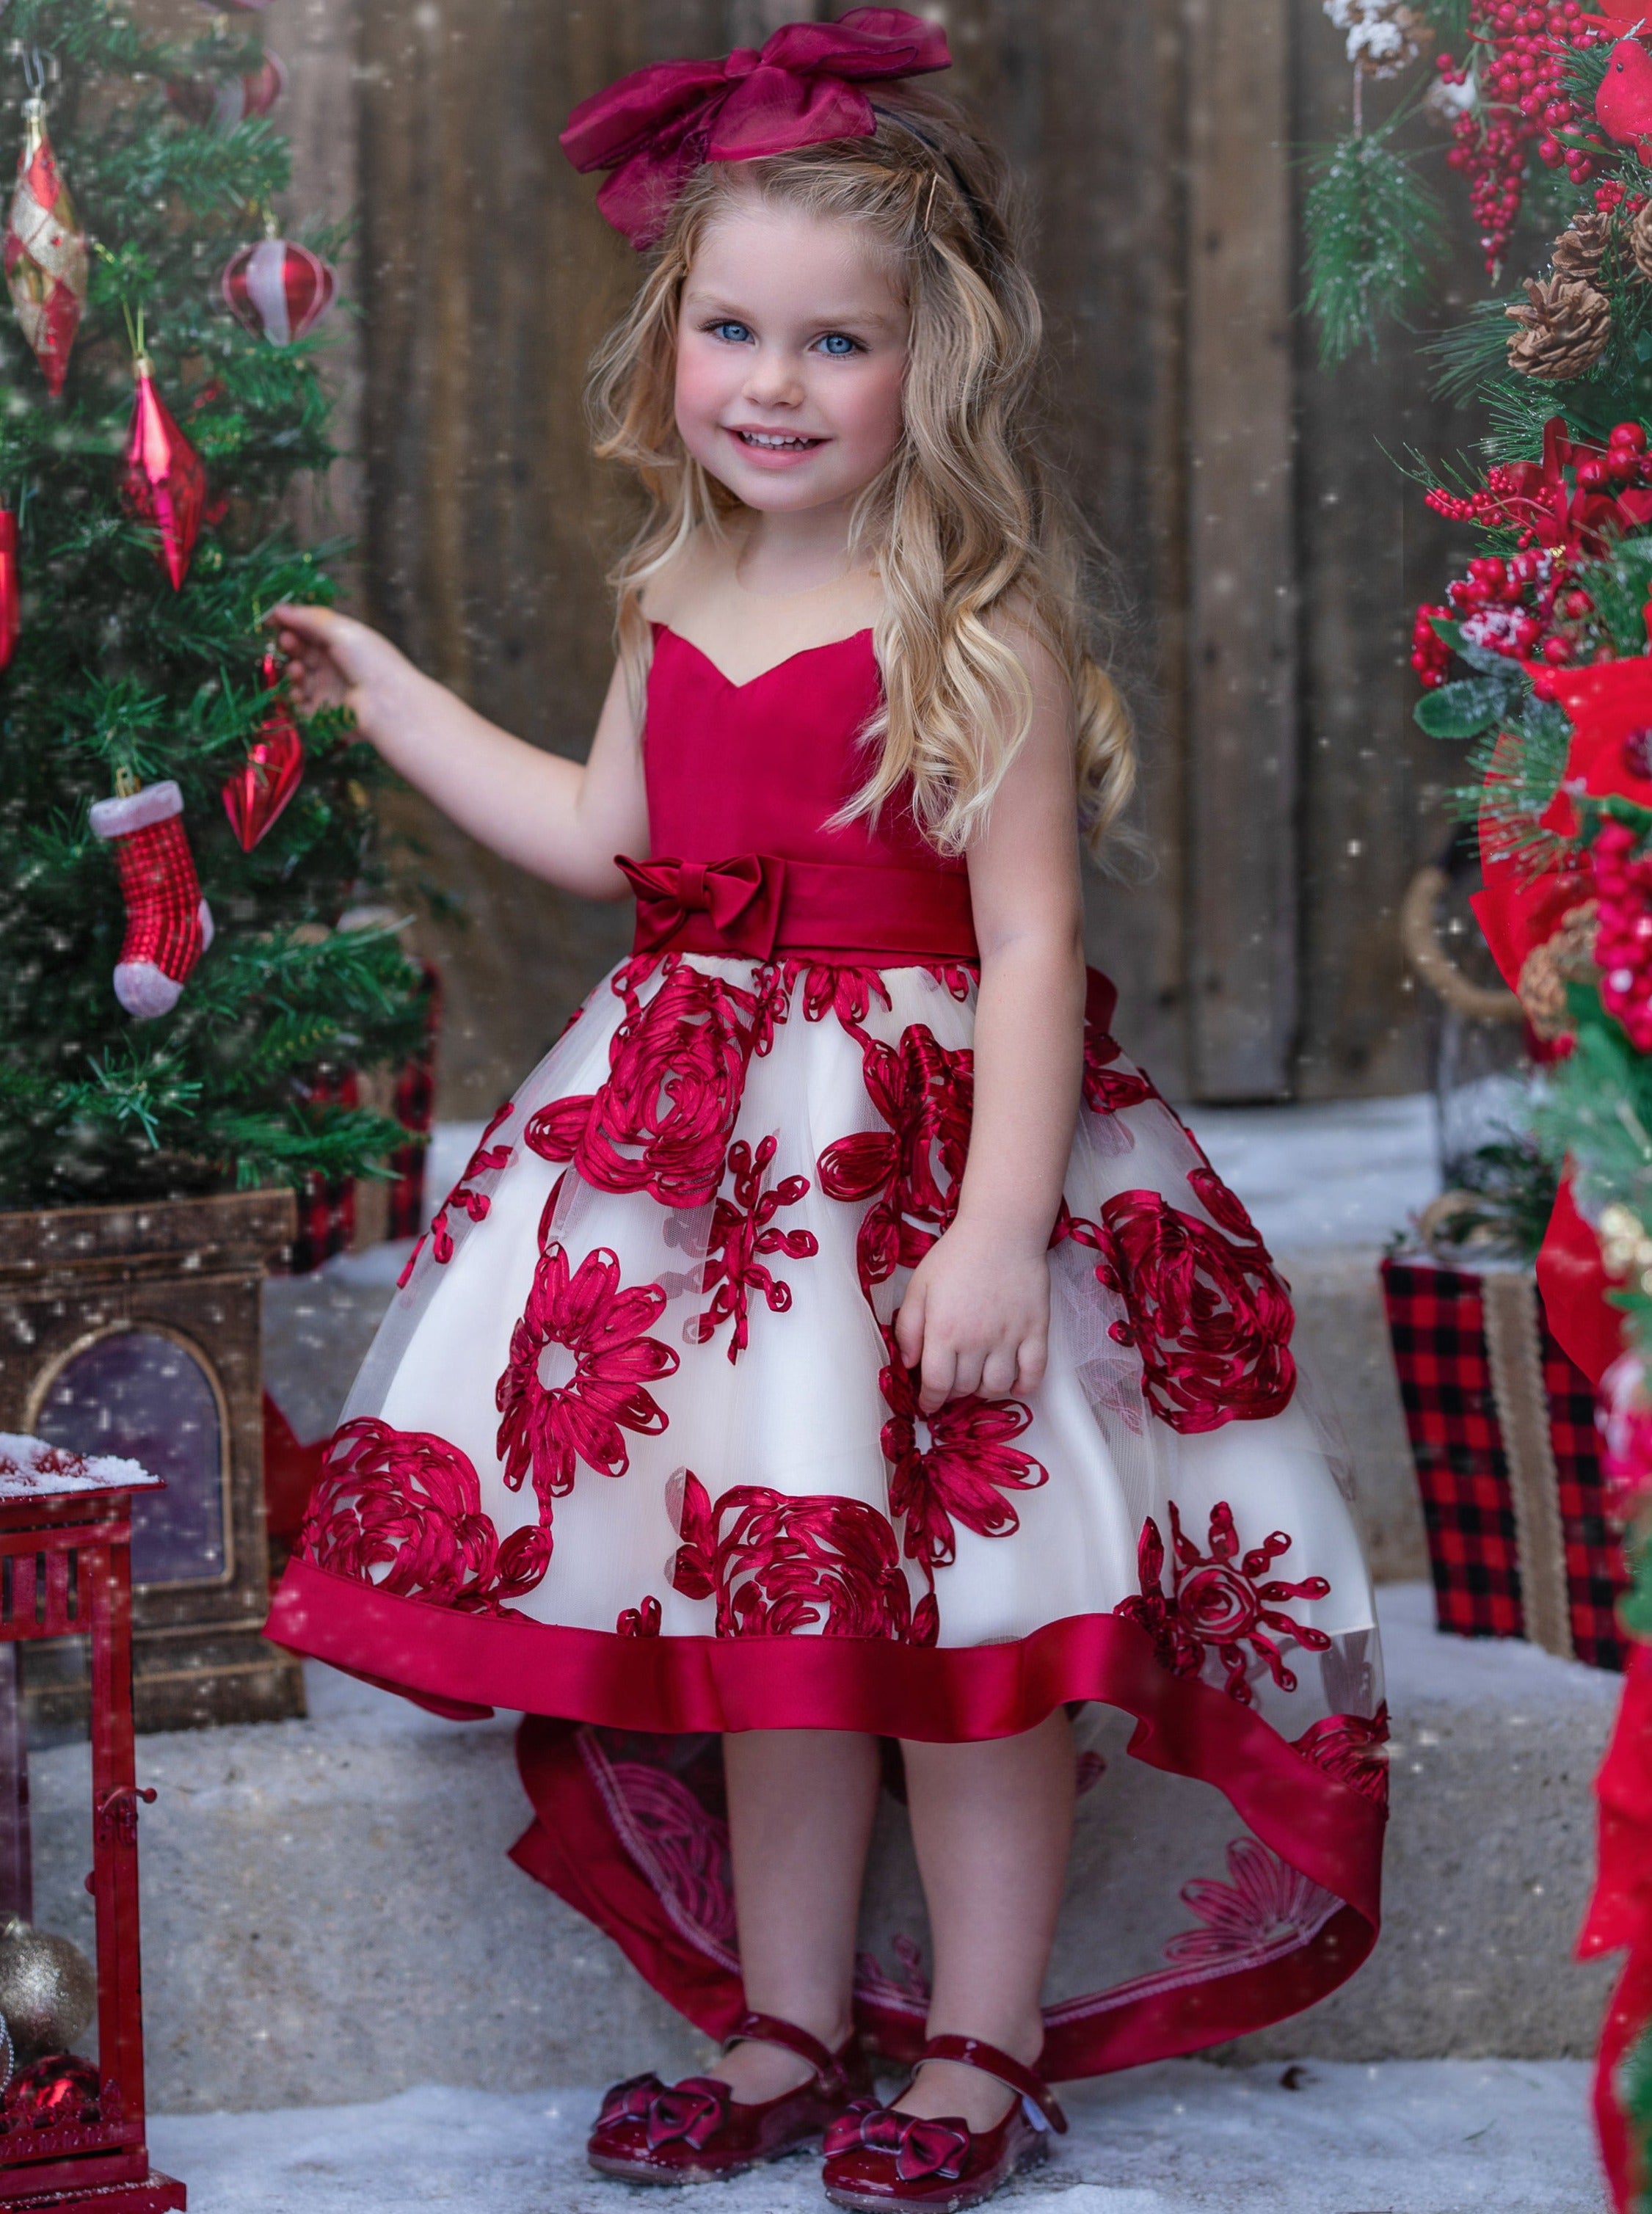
642 624 964 878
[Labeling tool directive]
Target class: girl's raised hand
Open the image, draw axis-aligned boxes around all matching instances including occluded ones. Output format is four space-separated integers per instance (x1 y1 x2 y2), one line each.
267 603 411 737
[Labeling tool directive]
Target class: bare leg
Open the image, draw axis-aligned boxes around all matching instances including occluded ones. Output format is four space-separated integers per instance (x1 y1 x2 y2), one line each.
710 1727 881 2102
895 1708 1076 2130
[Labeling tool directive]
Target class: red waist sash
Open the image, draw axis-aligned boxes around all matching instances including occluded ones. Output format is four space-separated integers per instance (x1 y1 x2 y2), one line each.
616 852 978 964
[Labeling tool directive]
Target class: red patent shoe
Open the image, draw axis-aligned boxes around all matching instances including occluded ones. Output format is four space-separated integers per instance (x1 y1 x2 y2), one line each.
820 2033 1068 2211
586 2009 871 2185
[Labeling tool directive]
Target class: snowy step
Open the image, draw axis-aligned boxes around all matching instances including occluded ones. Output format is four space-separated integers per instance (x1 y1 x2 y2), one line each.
23 1586 1605 2118
148 2058 1604 2214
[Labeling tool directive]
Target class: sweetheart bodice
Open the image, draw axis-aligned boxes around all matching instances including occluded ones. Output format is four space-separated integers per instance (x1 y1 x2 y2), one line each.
641 622 966 879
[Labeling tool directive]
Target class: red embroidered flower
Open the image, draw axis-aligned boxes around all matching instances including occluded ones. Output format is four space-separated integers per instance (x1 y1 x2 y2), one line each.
299 1416 551 1614
430 1098 515 1263
1164 1838 1337 1967
523 963 757 1208
1091 1174 1296 1432
1293 1705 1391 1810
495 1242 678 1512
1082 1016 1153 1116
757 959 893 1046
877 1342 1047 1573
817 1025 974 1289
690 1136 818 1361
669 1470 938 1642
1116 1500 1331 1703
616 1595 663 1636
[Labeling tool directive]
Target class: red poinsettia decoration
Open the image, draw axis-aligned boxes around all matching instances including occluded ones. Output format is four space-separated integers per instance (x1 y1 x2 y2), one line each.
495 1242 678 1509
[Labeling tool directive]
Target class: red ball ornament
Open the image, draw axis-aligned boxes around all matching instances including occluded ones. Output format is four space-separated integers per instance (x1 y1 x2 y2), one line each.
0 511 18 674
220 234 335 346
222 653 306 851
166 50 285 133
120 355 208 591
0 2055 101 2134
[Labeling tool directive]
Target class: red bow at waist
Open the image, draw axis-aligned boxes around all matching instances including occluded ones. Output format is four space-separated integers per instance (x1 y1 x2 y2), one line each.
614 851 978 964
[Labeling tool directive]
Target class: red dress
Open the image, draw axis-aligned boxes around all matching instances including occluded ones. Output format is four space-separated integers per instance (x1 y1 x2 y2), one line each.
268 626 1385 2078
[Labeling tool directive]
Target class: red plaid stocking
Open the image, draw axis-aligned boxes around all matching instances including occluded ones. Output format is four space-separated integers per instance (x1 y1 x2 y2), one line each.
90 781 214 1018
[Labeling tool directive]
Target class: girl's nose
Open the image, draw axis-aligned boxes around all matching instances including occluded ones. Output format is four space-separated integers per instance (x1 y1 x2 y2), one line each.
741 349 806 409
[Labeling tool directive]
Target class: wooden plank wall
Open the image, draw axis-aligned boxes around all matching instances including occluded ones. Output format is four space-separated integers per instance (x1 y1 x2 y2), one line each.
310 0 1477 1114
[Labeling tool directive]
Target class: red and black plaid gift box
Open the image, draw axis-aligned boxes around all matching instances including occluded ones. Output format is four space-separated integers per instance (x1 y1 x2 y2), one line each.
1381 1256 1628 1670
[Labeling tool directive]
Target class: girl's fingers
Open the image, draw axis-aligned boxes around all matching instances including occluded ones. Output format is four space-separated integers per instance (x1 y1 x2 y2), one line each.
266 601 335 644
980 1345 1019 1399
950 1348 986 1402
918 1341 957 1414
893 1281 926 1369
1014 1333 1048 1397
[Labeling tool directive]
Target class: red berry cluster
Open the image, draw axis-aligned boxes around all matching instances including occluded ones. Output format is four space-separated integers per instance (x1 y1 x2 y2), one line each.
1410 549 1568 687
1439 2 1600 271
1594 819 1652 1052
1425 465 1532 531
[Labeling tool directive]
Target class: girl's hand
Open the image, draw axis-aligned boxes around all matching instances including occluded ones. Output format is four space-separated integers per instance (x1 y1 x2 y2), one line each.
267 603 413 740
894 1219 1050 1413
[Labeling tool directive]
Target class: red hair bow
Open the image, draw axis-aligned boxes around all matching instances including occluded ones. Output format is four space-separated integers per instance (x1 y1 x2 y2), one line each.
560 7 952 249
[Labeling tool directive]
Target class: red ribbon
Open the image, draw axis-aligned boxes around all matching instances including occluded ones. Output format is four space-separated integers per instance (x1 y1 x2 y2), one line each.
617 851 786 958
822 2100 970 2180
560 7 953 247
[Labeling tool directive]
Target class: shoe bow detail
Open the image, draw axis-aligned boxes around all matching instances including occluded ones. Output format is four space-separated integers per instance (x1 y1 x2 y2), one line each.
595 2071 730 2150
823 2098 970 2181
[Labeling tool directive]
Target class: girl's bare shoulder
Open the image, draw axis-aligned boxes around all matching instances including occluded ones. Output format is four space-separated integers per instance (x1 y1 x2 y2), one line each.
636 528 732 629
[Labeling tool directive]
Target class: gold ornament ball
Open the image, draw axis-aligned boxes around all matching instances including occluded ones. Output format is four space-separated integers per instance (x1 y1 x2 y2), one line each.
0 1916 96 2064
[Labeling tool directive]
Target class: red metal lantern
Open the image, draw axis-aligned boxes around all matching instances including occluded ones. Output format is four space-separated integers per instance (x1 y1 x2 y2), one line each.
0 1438 181 2214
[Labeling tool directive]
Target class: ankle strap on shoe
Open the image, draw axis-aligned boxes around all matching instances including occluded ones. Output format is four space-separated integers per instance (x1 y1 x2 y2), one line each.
725 2011 849 2094
920 2034 1069 2134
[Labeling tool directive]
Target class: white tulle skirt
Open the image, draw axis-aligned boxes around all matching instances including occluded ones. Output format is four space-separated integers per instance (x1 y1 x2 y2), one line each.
268 950 1386 2078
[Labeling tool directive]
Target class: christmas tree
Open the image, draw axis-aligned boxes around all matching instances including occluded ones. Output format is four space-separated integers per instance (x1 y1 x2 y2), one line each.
0 0 426 1210
1306 7 1652 2207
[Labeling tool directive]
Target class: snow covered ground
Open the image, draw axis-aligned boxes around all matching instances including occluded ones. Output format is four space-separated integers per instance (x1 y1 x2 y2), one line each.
148 2057 1604 2214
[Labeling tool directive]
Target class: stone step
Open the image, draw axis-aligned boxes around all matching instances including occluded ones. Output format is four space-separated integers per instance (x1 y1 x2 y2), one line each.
12 1584 1607 2116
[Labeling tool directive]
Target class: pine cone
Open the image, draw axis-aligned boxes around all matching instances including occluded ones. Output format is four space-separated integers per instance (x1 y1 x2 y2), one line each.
1505 275 1612 379
1517 901 1598 1041
1552 208 1612 282
1631 200 1652 284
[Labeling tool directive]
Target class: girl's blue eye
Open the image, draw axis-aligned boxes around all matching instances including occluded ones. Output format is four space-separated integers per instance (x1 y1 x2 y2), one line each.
816 332 860 357
708 320 752 343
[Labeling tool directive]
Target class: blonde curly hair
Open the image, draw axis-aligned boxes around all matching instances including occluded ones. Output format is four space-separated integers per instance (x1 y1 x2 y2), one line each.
586 81 1135 859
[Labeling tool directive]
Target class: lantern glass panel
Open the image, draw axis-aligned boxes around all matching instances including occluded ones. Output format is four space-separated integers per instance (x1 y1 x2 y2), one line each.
33 1332 226 1588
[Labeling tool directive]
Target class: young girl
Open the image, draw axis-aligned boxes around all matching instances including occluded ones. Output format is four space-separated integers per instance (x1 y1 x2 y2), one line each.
267 14 1385 2207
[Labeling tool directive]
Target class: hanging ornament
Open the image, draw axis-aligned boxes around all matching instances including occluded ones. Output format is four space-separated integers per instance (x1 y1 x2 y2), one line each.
0 1919 93 2066
120 350 207 591
2 98 87 398
90 779 215 1019
0 513 18 674
221 229 336 346
166 49 285 134
222 652 305 850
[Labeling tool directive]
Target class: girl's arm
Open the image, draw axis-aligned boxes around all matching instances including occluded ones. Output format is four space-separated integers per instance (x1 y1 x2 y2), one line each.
270 604 647 900
894 636 1087 1413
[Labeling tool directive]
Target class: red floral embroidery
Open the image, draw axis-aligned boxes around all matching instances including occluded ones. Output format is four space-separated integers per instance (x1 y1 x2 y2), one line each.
523 963 757 1208
669 1470 938 1642
878 1340 1047 1573
690 1136 818 1361
431 1099 515 1263
495 1243 678 1514
1082 1008 1153 1117
1117 1501 1331 1703
616 1595 663 1636
755 959 894 1046
1293 1705 1391 1810
1090 1178 1296 1432
299 1416 550 1613
817 1025 974 1289
1164 1838 1336 1967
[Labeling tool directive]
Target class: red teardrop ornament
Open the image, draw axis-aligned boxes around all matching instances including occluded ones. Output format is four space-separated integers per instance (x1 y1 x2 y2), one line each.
222 657 305 850
120 357 208 591
0 511 18 673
